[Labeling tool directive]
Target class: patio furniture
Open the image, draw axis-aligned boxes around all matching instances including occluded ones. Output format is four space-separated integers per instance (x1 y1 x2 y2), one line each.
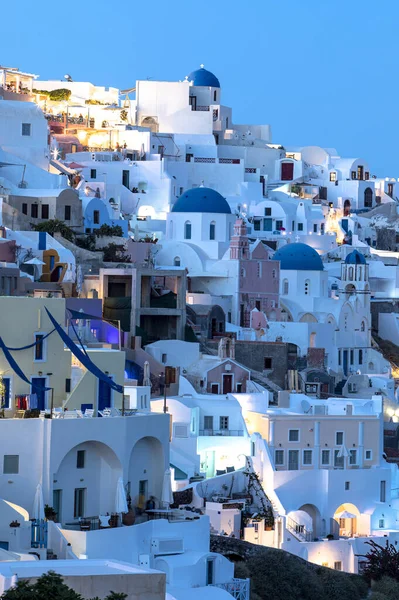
52 408 63 418
84 408 94 418
64 410 78 419
99 408 112 418
99 515 111 528
109 513 120 528
79 518 91 532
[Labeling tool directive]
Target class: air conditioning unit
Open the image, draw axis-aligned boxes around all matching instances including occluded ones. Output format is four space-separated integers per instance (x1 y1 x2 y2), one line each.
173 423 189 438
151 538 184 555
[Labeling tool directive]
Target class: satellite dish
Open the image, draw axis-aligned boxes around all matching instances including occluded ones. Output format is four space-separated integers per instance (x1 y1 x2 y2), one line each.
64 74 73 82
301 400 311 413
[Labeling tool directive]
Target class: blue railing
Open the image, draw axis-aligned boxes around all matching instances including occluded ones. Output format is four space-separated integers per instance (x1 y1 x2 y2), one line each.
31 519 48 548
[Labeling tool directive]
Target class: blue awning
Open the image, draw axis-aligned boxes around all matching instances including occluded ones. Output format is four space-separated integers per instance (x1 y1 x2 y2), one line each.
0 337 51 392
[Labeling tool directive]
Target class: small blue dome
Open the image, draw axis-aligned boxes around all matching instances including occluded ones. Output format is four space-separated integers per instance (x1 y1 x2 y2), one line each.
345 249 366 265
172 187 231 214
274 243 324 271
187 66 220 88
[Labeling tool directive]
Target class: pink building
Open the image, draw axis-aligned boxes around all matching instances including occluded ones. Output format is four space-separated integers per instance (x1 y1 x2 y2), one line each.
230 219 280 327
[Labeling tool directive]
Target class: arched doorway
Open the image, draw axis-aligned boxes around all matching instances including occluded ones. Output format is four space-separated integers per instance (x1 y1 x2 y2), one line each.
299 503 322 537
344 199 351 216
364 187 373 208
54 441 122 524
141 116 158 133
128 436 165 510
333 503 361 538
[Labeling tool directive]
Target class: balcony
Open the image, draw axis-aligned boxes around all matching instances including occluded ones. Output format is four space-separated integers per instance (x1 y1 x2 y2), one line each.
211 578 250 600
199 429 244 437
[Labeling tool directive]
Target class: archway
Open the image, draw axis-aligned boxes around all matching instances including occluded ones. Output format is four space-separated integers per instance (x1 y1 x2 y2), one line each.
299 503 322 537
53 441 122 524
333 503 361 538
364 187 373 208
141 116 158 133
344 199 351 216
299 313 318 323
128 436 165 510
345 284 356 299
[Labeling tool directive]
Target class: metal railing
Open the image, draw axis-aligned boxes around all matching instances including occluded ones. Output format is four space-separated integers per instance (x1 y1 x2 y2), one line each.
211 578 250 600
287 517 313 542
199 429 244 437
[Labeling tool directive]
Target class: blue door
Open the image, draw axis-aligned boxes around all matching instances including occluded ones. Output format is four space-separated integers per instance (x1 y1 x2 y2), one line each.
98 378 112 412
343 350 348 377
31 378 47 410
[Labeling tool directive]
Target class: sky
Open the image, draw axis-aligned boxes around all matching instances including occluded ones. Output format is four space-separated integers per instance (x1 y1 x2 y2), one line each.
2 0 398 175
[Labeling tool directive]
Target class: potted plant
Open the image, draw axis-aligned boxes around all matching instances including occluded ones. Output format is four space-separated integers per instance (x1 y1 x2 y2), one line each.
9 520 20 528
44 505 56 521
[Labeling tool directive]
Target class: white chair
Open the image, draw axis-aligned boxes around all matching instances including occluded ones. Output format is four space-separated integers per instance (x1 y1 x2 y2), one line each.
99 408 112 418
110 407 122 417
52 408 63 419
64 410 78 419
76 410 84 418
84 408 94 418
99 515 111 528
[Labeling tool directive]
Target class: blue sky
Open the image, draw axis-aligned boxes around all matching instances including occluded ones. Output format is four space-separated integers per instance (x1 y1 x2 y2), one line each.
3 0 398 175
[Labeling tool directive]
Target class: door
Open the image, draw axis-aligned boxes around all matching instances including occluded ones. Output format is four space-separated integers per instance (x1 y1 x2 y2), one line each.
343 350 348 376
98 378 112 412
263 218 273 231
204 451 215 478
189 96 197 110
74 488 86 518
53 490 62 523
206 559 215 585
281 162 294 181
122 170 130 189
288 450 299 471
223 374 233 394
31 377 47 410
138 479 148 508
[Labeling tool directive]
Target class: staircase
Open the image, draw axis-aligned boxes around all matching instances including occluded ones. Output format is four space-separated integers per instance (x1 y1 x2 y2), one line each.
249 369 283 403
286 517 313 542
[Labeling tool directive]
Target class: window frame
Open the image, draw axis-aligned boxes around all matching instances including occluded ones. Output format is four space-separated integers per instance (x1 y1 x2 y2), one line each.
321 449 331 466
365 449 372 461
336 431 344 446
21 123 31 136
288 429 300 443
3 455 19 474
302 449 313 466
34 333 46 362
274 449 284 466
76 450 85 469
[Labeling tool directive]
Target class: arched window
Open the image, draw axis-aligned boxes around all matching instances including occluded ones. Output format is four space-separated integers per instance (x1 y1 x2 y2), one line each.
169 220 174 238
213 90 217 102
364 187 373 208
361 320 366 332
283 279 289 295
209 221 216 240
304 279 311 295
174 257 181 267
184 221 192 240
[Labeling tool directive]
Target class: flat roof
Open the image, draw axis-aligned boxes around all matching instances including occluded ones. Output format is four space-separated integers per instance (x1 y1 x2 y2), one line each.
0 559 160 578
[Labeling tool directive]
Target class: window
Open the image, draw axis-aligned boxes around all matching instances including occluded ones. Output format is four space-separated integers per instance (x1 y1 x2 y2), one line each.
365 449 372 460
349 449 357 465
31 204 38 218
275 450 284 466
74 488 86 518
264 207 272 216
313 224 318 233
76 450 85 469
330 172 337 182
21 123 31 136
351 171 357 180
93 210 100 225
345 481 350 490
204 416 213 431
22 203 27 215
213 90 217 102
364 187 373 208
34 334 44 361
338 350 341 366
283 279 289 295
211 383 219 394
359 349 363 365
303 450 312 465
264 357 272 369
288 429 299 442
220 416 229 430
334 562 342 571
64 205 71 221
184 221 192 240
209 221 216 240
174 257 181 267
90 169 96 179
379 519 385 529
255 300 261 311
254 219 261 231
297 223 303 231
334 450 344 468
361 321 366 332
65 379 71 393
350 349 354 365
380 480 386 503
336 432 344 446
236 383 242 392
276 220 283 230
41 204 49 219
3 455 19 474
321 449 330 466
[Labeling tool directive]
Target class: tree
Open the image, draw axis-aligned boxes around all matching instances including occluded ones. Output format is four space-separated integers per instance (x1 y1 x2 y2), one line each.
94 224 123 238
102 243 131 263
32 219 75 242
357 540 399 583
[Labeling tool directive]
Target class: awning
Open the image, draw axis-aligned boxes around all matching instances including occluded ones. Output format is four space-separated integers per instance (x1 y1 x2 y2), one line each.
50 159 77 176
67 309 108 321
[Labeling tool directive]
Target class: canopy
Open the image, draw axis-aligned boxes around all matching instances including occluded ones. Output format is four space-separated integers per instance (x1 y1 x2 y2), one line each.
337 445 349 458
46 308 123 394
0 337 51 391
32 483 45 521
115 477 128 514
67 309 102 321
24 257 45 265
335 510 357 519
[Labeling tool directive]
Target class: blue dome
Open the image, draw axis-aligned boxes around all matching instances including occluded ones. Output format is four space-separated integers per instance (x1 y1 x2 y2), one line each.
172 187 231 214
274 243 324 271
187 66 220 88
345 249 366 265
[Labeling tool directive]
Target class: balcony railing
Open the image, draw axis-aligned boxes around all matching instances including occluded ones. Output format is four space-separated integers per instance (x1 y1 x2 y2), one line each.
211 578 250 600
199 429 244 437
